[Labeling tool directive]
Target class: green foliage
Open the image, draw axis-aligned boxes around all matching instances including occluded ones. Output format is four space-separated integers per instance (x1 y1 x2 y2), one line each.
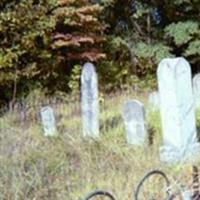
97 36 133 91
185 40 200 57
134 42 173 66
0 0 200 100
100 0 200 89
0 0 57 101
165 21 199 46
164 20 200 66
0 0 105 102
68 64 81 94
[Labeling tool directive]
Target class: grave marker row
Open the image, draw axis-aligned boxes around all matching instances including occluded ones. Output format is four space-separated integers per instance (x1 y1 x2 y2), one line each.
39 58 200 164
80 58 200 164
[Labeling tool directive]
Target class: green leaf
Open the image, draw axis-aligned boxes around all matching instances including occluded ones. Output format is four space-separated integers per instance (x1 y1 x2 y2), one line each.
185 40 200 56
165 21 199 46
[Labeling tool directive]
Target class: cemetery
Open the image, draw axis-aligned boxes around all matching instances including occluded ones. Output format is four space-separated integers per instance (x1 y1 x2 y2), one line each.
0 57 200 199
0 0 200 199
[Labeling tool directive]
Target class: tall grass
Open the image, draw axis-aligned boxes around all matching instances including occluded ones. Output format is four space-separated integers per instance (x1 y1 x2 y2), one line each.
0 91 199 199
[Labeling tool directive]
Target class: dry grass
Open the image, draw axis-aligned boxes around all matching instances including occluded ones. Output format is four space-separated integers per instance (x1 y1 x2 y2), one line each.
0 91 199 200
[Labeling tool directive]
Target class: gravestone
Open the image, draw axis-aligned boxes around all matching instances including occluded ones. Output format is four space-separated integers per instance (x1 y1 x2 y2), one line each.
40 106 57 136
148 91 160 110
157 57 200 163
193 73 200 108
122 100 146 145
81 62 99 138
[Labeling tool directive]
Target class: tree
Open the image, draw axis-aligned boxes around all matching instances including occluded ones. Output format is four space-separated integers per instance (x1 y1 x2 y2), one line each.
0 0 105 104
0 0 57 104
52 0 106 62
99 0 200 89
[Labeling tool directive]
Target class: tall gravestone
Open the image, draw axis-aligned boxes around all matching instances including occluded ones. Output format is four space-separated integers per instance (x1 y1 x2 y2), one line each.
122 100 146 145
81 62 99 138
193 73 200 108
157 57 200 163
148 91 160 111
40 106 57 136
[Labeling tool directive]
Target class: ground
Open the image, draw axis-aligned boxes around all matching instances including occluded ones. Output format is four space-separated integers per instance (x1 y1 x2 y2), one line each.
0 91 199 200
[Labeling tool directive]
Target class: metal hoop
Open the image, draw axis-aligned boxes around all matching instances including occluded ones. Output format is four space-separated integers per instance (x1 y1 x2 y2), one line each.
83 190 116 200
134 170 171 200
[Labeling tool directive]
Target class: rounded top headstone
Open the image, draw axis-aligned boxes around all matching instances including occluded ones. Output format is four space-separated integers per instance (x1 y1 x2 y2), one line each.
157 57 191 78
122 100 144 122
82 62 96 82
41 106 54 121
41 106 52 113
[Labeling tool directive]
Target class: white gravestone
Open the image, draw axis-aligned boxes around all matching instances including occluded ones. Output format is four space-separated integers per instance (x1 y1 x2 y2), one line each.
122 100 146 145
81 62 99 138
40 106 57 136
157 57 200 163
148 91 160 110
193 73 200 108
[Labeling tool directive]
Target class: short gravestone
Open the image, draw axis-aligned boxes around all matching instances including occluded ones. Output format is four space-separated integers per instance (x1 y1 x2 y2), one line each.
193 73 200 108
122 100 146 145
40 106 57 136
148 91 160 110
81 62 99 138
157 57 200 163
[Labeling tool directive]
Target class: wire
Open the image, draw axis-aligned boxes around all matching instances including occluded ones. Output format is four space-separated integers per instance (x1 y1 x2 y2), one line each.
83 190 116 200
134 170 171 200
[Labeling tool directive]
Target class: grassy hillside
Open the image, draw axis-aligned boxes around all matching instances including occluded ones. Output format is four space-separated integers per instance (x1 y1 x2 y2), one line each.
0 91 199 200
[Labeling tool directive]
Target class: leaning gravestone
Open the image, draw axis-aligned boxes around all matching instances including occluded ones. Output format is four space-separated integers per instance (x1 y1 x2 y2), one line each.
157 57 200 163
148 91 160 110
193 73 200 108
81 62 99 138
40 106 57 136
122 100 146 145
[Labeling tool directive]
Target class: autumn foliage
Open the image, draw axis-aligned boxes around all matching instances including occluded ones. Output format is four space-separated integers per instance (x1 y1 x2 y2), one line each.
52 1 106 62
0 0 200 103
0 0 105 103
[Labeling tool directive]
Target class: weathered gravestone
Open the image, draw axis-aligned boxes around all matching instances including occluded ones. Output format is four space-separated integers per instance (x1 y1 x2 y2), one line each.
81 62 99 138
122 100 146 145
148 91 160 111
40 106 57 136
157 57 200 163
193 73 200 108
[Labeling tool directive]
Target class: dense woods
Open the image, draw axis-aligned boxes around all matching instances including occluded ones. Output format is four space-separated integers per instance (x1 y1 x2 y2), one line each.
0 0 199 104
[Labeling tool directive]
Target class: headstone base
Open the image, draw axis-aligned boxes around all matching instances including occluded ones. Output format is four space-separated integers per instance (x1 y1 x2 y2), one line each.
160 142 200 163
44 130 58 137
126 134 145 146
82 129 99 138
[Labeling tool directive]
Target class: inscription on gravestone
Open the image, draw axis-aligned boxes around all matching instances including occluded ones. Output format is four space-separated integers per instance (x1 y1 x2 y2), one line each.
157 57 200 163
122 100 146 145
81 62 99 138
40 106 57 136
